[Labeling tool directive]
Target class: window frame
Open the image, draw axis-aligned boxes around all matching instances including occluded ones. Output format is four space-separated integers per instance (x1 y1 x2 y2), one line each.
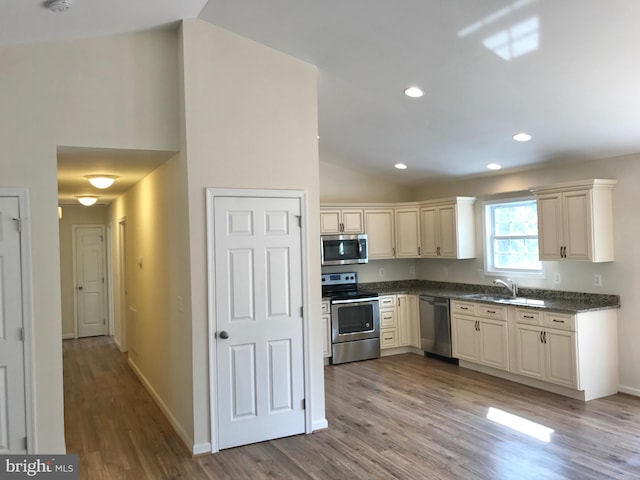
483 196 545 278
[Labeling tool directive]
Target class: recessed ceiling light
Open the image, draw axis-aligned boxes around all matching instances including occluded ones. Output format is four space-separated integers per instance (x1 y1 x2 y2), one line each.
513 132 532 142
76 196 99 206
487 163 502 170
85 175 118 189
404 87 424 98
394 163 408 170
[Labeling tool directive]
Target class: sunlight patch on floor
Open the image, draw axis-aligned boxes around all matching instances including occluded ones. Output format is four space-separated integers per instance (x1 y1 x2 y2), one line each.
487 407 554 442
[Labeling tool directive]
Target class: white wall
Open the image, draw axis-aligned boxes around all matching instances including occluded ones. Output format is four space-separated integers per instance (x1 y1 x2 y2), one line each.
179 19 323 449
0 30 179 452
321 154 640 395
108 152 193 448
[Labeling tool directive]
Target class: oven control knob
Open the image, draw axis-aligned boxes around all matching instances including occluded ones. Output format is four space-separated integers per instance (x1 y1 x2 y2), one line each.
219 331 229 340
365 323 370 328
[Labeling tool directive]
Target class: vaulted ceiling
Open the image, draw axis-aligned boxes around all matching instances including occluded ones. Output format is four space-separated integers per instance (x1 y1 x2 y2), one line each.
6 1 639 194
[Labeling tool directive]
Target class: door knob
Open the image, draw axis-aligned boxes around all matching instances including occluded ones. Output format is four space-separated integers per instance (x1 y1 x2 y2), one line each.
219 331 229 339
77 286 83 290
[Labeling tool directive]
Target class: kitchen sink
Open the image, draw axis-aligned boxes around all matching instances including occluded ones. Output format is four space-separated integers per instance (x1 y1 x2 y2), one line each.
460 294 545 306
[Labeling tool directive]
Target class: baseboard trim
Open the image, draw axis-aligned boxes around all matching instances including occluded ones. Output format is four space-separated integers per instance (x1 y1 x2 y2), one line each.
113 337 122 351
192 442 212 456
61 333 75 340
618 385 640 397
312 418 328 431
127 358 197 455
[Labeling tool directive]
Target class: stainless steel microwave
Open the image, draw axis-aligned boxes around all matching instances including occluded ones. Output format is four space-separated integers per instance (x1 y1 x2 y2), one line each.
321 234 368 266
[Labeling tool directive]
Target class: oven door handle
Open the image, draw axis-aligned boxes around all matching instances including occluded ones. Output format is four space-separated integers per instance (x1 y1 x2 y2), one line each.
331 297 379 305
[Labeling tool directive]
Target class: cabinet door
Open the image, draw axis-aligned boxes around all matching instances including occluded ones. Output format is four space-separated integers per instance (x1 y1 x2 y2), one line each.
420 207 439 257
322 314 331 358
341 209 364 234
437 205 458 258
537 194 563 260
365 209 396 259
545 329 578 388
395 208 420 258
397 295 419 347
320 210 341 234
452 315 478 362
563 190 592 261
515 324 546 380
478 319 509 371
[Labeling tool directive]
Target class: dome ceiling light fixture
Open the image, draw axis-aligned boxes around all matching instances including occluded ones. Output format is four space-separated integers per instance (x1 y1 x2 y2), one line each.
45 0 72 13
76 196 99 206
487 163 502 170
85 174 119 189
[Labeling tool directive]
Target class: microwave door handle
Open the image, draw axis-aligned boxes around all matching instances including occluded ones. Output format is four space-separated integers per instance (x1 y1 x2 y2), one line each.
332 297 379 304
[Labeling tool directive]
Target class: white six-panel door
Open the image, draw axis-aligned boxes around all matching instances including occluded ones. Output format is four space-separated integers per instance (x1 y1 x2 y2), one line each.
74 226 107 338
213 195 305 450
0 197 27 453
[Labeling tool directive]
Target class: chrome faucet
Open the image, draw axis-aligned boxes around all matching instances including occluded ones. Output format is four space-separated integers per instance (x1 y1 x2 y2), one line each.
493 278 518 297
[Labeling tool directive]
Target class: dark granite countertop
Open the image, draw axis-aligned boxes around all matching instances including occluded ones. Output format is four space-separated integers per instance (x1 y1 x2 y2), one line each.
359 280 620 314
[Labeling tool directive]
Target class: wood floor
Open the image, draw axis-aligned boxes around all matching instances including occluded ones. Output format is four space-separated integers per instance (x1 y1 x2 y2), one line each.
64 337 640 479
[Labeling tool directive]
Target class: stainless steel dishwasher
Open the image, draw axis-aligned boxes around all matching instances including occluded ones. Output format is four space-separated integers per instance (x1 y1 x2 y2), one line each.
419 295 454 359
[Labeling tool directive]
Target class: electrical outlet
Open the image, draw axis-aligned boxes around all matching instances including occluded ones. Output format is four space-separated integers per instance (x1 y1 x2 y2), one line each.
594 274 602 287
553 273 561 284
409 265 416 275
378 268 385 277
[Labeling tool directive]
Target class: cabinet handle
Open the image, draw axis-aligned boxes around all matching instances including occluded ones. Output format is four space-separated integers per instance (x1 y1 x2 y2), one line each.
544 331 547 343
393 247 396 256
418 246 421 256
460 306 469 310
540 331 544 343
552 319 565 324
524 315 534 319
487 310 496 314
475 321 480 331
437 246 440 256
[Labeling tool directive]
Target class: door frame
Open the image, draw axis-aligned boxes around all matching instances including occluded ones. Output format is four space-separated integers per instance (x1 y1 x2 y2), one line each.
0 188 35 452
116 217 127 352
206 188 312 453
71 224 108 338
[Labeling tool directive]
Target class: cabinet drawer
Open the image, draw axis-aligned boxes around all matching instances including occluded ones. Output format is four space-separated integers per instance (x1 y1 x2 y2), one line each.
379 295 396 308
451 300 476 315
321 301 330 315
380 328 397 349
380 309 397 329
544 312 576 331
476 304 507 321
516 308 542 325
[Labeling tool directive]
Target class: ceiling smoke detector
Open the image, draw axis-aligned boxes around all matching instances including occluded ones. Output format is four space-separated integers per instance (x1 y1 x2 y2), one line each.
45 0 72 13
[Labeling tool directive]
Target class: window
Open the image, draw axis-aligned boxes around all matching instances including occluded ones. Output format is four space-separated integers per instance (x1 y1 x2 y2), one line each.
484 198 542 275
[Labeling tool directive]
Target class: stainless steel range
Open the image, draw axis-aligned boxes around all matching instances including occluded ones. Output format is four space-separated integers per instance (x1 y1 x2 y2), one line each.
321 272 380 364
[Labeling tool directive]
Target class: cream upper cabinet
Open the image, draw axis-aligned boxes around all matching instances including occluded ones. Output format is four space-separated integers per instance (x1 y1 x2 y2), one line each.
364 208 396 259
320 208 364 234
395 207 421 258
420 197 476 259
531 179 616 262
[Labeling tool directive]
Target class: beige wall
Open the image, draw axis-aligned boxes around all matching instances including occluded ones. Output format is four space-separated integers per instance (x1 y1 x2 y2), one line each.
0 30 179 452
320 154 640 395
58 205 109 338
320 160 412 203
107 152 193 447
180 19 323 449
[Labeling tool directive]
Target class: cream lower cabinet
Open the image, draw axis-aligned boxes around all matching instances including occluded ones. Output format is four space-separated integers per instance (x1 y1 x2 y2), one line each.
515 309 578 389
322 300 331 358
397 294 420 348
451 301 509 371
379 295 397 349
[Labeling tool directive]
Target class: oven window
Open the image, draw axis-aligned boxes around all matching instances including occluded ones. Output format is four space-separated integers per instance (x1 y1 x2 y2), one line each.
337 304 374 334
324 239 360 263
